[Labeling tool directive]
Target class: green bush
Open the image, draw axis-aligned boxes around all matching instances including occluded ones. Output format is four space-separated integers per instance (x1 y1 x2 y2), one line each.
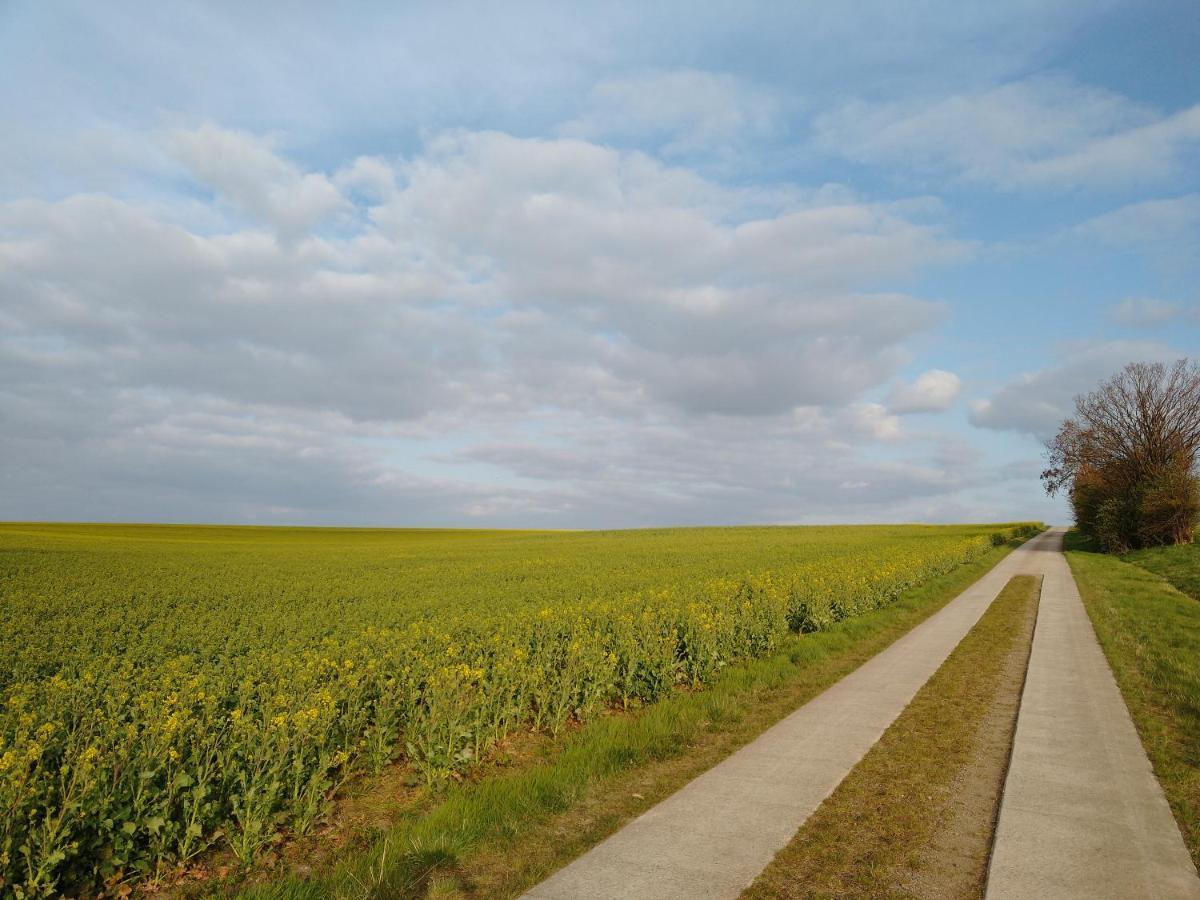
1077 468 1200 553
1138 468 1200 547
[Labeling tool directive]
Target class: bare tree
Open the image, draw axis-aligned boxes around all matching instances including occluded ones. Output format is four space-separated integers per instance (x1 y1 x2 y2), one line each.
1042 359 1200 550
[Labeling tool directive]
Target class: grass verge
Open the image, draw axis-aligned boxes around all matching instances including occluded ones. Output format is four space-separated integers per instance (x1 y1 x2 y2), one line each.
234 541 1031 900
1065 542 1200 869
1123 541 1200 602
742 574 1041 899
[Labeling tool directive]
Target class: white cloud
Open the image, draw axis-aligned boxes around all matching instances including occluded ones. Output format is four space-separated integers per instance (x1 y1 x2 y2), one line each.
887 369 961 413
1107 297 1181 327
561 69 778 158
165 123 346 237
334 155 398 201
451 404 1002 526
369 130 967 415
969 340 1180 437
850 402 902 439
815 75 1200 190
1 126 979 525
1072 193 1200 244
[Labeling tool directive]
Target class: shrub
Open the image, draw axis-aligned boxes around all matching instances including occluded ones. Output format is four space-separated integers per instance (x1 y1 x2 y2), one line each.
1095 487 1143 553
1138 467 1200 547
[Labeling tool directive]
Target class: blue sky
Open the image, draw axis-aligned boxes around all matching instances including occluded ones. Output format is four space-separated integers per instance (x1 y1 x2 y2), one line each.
2 0 1198 527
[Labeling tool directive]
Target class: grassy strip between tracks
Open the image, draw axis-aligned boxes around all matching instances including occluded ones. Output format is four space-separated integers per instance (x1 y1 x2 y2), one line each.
1065 534 1200 870
232 542 1031 900
742 574 1041 899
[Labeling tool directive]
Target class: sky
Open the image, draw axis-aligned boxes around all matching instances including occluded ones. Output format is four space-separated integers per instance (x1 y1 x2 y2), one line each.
2 1 1199 528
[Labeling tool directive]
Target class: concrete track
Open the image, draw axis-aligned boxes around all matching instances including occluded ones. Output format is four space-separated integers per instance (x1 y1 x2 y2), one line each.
526 532 1060 899
987 529 1200 899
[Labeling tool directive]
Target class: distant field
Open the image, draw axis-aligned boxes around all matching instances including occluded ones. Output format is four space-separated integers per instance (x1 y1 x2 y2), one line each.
0 521 1037 895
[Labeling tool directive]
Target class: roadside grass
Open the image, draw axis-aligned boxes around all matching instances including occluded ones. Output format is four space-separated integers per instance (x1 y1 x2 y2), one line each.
742 574 1041 899
235 541 1031 899
1066 541 1200 868
1123 541 1200 602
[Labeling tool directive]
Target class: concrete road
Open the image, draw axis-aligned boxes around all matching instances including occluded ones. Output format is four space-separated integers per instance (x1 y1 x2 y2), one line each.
524 531 1063 900
987 529 1200 899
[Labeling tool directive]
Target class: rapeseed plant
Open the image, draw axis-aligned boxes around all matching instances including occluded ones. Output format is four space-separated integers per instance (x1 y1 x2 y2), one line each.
0 521 1040 895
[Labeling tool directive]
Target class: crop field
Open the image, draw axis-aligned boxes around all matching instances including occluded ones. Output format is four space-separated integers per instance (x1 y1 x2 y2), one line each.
0 521 1038 895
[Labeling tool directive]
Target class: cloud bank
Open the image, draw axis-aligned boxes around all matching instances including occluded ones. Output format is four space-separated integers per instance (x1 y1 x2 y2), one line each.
0 124 995 525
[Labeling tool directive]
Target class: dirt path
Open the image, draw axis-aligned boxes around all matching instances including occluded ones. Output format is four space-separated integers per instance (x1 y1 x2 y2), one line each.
987 530 1200 899
523 532 1061 900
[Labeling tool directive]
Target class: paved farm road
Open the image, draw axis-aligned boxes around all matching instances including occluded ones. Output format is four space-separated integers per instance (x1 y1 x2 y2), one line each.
523 529 1200 899
987 531 1200 899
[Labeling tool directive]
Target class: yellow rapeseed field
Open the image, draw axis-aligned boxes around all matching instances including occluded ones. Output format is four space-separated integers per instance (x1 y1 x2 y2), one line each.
0 522 1039 895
